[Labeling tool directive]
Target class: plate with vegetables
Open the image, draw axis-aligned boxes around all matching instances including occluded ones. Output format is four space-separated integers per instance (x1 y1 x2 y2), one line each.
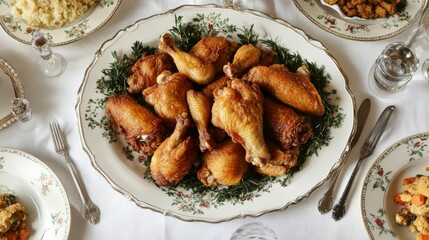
361 132 429 239
0 148 70 240
76 4 355 222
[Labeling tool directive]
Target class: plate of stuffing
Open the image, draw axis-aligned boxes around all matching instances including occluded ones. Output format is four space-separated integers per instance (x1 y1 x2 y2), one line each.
362 132 429 239
0 148 70 240
294 0 428 41
0 0 122 46
76 3 355 222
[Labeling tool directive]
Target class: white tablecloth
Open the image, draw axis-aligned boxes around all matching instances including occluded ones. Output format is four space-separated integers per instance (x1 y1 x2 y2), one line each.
1 1 429 239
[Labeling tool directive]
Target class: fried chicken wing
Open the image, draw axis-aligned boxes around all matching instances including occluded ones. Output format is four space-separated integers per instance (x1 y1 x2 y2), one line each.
106 94 166 156
150 117 198 187
159 32 216 85
254 142 300 177
186 89 216 152
127 52 175 94
211 79 270 167
189 36 238 74
142 71 192 128
197 139 248 186
201 75 229 101
246 64 325 116
264 97 313 149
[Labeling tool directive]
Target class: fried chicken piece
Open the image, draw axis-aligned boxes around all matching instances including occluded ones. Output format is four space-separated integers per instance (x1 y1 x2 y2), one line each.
159 32 216 85
264 97 313 149
211 79 270 167
143 71 192 128
105 94 166 156
201 75 229 101
254 142 300 177
246 64 325 116
127 52 175 94
186 89 216 152
197 139 248 186
223 44 260 79
150 117 198 186
189 36 238 74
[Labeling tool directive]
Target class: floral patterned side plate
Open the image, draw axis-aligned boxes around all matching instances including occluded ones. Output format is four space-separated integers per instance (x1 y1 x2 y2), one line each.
0 148 70 240
293 0 427 41
0 0 122 46
361 132 429 239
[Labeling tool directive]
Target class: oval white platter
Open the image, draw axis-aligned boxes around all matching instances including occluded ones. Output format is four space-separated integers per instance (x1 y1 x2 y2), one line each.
76 4 355 222
362 132 429 239
0 147 70 240
0 0 122 46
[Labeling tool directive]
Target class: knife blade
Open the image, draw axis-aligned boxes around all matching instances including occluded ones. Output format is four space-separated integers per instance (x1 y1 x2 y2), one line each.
317 98 371 214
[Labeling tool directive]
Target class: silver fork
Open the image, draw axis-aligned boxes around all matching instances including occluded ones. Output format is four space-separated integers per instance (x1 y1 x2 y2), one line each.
50 121 100 224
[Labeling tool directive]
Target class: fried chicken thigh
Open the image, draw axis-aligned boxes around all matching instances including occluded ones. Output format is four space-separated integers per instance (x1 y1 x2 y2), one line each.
150 117 198 187
127 52 175 94
106 94 166 156
197 139 248 186
264 97 313 149
211 79 270 167
159 32 216 85
255 142 300 177
186 90 216 152
246 64 325 116
189 36 237 74
142 71 192 128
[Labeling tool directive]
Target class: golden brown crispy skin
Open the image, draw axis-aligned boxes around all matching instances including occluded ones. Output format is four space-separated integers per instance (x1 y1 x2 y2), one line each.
246 64 325 116
255 142 300 177
105 94 166 156
197 139 248 186
142 71 192 128
264 97 313 149
223 44 261 79
211 79 270 167
159 32 216 85
201 75 229 101
189 36 238 74
127 52 175 94
186 89 216 152
150 117 198 187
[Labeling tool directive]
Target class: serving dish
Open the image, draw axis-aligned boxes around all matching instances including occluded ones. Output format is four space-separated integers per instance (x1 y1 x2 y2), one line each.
76 4 355 222
362 132 429 239
0 0 122 46
294 0 428 41
319 0 386 25
0 57 31 131
0 148 70 240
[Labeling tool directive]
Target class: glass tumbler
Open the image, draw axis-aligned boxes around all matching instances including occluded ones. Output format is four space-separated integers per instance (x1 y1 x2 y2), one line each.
230 222 278 240
373 42 419 92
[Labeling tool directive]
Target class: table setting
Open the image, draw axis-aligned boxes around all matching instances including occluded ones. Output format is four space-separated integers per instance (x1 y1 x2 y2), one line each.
0 0 429 239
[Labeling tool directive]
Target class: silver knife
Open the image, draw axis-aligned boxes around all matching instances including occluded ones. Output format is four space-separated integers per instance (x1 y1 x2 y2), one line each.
318 98 371 214
332 105 395 221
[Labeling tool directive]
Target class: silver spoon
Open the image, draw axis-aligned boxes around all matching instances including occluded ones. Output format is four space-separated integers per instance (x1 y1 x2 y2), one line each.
332 105 395 221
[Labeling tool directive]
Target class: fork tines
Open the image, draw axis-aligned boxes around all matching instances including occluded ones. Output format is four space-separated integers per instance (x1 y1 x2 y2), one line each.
49 121 68 153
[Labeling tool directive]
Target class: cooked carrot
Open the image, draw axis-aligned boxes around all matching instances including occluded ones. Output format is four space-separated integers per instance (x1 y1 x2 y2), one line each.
4 232 17 240
19 228 28 240
411 194 426 206
403 177 416 185
395 193 407 205
417 234 429 240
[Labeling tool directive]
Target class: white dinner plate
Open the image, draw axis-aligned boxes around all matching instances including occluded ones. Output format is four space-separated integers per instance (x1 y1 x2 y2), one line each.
361 132 429 239
294 0 428 41
76 4 355 222
0 147 70 239
0 0 122 46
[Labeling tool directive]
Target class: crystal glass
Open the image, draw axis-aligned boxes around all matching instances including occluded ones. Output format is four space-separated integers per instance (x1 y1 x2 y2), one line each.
371 42 419 93
230 222 278 240
31 31 65 77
